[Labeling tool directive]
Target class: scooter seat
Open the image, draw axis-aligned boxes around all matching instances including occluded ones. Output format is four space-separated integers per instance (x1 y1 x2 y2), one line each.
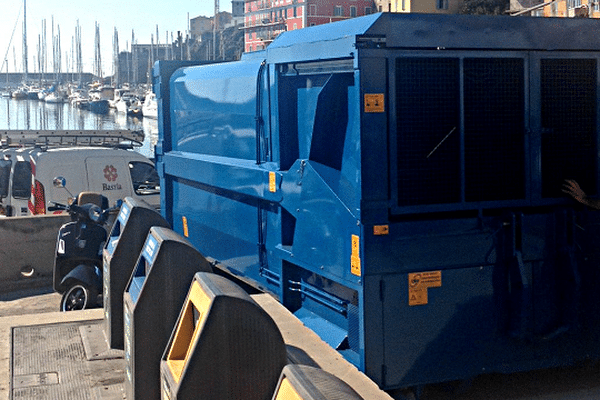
77 192 109 209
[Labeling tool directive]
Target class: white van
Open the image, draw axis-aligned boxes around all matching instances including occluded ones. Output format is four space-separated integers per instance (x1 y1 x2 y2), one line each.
0 130 160 216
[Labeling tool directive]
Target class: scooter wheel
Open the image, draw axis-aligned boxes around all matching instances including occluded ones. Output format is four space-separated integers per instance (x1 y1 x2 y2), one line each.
60 283 98 312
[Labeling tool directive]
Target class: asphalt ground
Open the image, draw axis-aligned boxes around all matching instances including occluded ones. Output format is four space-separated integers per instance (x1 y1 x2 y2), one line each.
2 287 600 400
0 287 60 317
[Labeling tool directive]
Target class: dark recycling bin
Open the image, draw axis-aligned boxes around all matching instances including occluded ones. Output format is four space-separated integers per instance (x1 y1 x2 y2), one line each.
123 227 212 400
103 197 169 350
272 364 364 400
160 272 287 400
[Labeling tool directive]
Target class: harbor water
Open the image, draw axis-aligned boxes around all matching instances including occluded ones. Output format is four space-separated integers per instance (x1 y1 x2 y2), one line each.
0 97 158 160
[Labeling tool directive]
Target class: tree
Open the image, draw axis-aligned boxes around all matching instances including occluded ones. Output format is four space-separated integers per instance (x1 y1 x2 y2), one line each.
459 0 509 15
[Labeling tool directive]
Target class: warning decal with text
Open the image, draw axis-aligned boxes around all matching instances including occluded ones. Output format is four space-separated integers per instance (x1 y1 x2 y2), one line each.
408 271 442 306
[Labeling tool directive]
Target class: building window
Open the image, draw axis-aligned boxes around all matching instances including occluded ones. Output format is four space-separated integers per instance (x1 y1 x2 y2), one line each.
293 23 297 29
310 4 316 14
436 0 448 9
350 5 357 16
334 5 343 15
293 6 297 16
567 0 581 8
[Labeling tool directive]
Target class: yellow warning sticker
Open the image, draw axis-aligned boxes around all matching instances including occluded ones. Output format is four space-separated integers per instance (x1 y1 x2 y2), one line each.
182 216 189 238
351 255 361 277
351 235 361 276
408 271 442 306
364 93 385 113
269 171 277 193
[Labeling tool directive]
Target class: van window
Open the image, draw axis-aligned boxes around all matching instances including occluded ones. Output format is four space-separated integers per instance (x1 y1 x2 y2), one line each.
129 162 160 195
0 160 10 198
13 161 32 199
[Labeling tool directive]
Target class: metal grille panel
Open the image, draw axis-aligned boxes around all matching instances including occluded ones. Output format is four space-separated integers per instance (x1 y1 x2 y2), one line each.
396 58 461 206
464 58 525 202
541 58 597 198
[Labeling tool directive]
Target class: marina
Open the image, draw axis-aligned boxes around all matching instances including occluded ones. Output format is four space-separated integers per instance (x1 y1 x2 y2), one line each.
0 96 158 160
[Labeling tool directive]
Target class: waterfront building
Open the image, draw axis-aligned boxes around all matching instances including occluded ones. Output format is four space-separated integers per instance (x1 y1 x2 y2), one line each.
382 0 462 13
243 0 375 52
529 0 599 17
190 16 214 39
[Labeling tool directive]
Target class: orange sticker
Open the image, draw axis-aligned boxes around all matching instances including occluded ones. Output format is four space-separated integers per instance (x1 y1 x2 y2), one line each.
408 271 441 306
364 93 385 113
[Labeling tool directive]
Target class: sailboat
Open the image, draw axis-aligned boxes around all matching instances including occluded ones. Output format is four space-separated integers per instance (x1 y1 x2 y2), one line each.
141 91 158 119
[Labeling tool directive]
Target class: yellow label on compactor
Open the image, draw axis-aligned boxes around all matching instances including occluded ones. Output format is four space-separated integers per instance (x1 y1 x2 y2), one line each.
351 234 361 276
182 216 189 238
269 171 277 193
408 271 442 306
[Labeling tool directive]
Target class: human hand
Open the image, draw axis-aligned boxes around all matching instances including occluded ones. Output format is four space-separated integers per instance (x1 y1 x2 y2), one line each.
562 179 587 204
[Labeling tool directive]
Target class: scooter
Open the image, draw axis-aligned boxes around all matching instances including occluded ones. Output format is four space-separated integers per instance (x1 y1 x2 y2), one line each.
50 177 119 311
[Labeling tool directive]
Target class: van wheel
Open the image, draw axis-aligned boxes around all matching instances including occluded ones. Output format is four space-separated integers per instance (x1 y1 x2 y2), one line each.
60 283 98 312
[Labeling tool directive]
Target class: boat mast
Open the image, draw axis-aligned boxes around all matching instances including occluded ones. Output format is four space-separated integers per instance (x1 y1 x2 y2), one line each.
76 20 82 85
94 22 102 80
2 1 23 88
113 27 119 87
22 0 28 83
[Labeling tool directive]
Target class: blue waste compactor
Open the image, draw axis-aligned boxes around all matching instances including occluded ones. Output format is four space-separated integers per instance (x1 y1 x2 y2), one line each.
123 227 212 400
103 196 170 350
155 12 600 391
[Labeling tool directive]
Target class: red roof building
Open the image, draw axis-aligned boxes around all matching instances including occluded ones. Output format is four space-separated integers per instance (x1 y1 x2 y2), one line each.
244 0 375 52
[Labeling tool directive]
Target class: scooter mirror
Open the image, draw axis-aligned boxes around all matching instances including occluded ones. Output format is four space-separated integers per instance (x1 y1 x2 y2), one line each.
88 204 103 223
53 177 67 188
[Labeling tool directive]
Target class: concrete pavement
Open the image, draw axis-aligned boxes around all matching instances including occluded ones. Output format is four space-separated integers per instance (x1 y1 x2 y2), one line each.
0 287 392 400
2 287 600 400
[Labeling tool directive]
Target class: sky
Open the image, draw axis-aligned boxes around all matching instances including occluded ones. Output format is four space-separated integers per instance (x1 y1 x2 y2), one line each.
0 0 216 77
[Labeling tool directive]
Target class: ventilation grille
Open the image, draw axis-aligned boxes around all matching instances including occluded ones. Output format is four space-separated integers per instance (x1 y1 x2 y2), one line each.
541 58 597 198
395 56 595 209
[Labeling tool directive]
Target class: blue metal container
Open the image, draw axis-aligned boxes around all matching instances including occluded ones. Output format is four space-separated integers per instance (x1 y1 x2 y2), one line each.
156 13 600 391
